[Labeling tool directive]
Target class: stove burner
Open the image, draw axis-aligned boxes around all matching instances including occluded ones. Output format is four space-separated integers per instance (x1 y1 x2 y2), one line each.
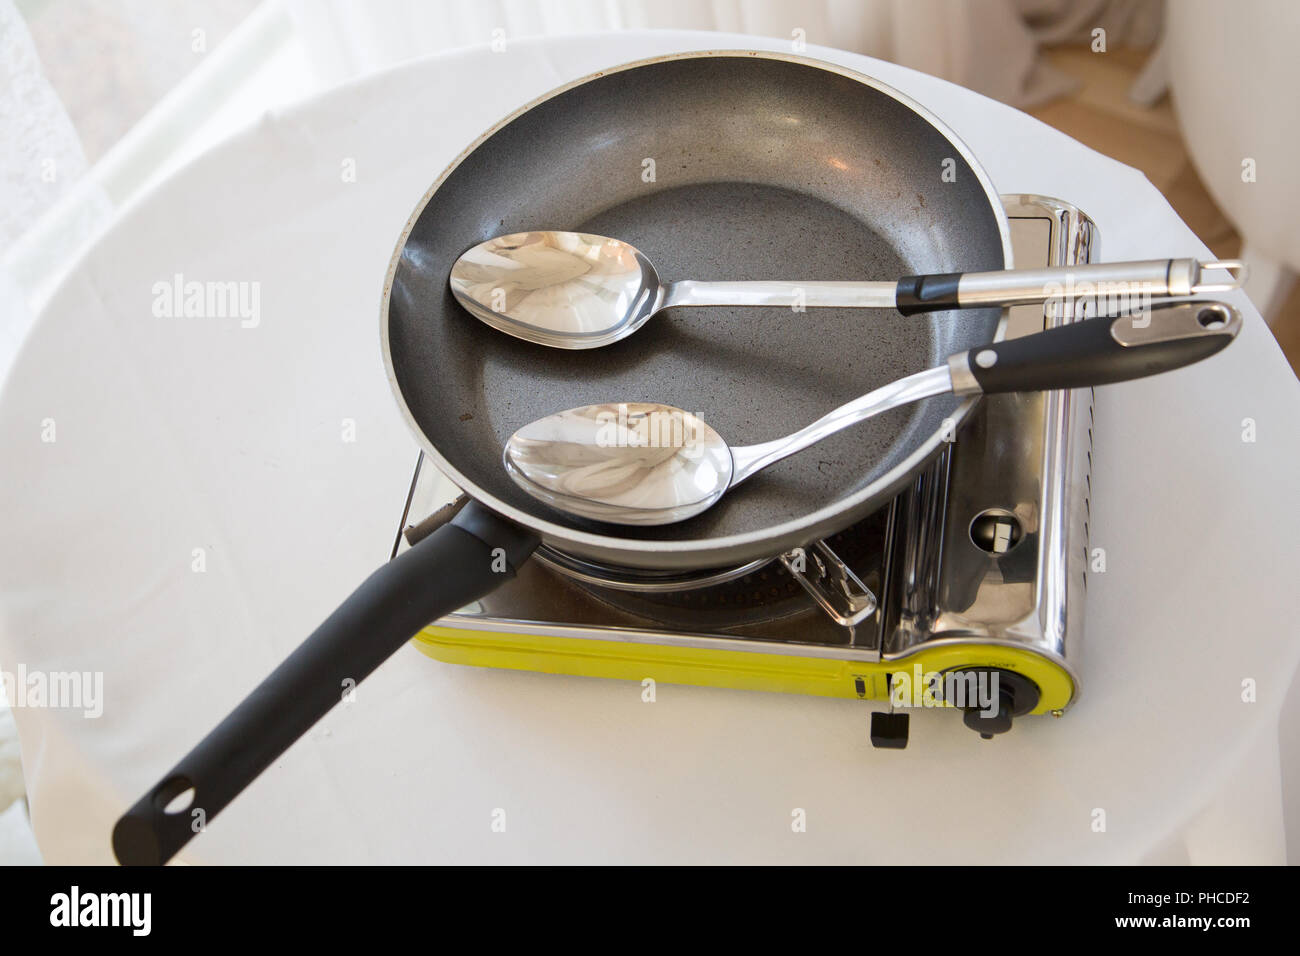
544 508 890 629
532 546 771 593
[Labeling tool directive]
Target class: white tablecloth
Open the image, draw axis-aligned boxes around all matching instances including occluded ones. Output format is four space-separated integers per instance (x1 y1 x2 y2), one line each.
2 31 1298 865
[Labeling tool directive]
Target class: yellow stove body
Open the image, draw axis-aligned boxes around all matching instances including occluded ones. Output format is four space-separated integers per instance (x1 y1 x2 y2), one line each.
412 624 1075 714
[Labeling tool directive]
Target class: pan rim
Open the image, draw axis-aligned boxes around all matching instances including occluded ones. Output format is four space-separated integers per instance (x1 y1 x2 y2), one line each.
379 47 1013 563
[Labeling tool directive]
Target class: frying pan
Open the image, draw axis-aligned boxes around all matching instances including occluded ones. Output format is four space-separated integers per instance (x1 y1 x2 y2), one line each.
111 51 1233 864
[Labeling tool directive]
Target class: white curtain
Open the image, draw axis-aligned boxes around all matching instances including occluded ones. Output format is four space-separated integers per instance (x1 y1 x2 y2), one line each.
0 0 96 251
1 0 113 368
286 0 1163 107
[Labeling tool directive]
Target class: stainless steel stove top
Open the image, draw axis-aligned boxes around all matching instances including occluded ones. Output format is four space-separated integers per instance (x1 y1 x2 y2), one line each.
394 194 1097 735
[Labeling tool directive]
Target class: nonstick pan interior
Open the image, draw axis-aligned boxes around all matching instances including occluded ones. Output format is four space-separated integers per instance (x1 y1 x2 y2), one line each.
385 52 1009 565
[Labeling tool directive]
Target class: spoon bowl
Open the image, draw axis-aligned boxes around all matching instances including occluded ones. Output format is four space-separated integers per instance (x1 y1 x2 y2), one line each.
450 232 664 349
504 402 734 524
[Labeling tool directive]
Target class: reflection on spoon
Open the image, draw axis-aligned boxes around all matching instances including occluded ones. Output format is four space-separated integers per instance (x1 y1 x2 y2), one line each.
450 232 657 344
503 403 733 524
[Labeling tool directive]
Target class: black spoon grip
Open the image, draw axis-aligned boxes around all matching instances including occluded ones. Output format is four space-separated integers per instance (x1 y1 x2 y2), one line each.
949 300 1241 394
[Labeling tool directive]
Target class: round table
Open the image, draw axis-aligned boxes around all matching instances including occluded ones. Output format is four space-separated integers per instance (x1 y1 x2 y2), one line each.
3 31 1298 865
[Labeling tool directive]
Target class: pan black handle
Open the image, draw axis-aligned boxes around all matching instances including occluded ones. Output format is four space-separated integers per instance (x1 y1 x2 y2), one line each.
947 300 1242 395
112 500 538 866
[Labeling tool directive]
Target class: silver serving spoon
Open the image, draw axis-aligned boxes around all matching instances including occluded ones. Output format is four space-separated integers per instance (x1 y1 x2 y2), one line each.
450 230 1245 349
504 301 1241 525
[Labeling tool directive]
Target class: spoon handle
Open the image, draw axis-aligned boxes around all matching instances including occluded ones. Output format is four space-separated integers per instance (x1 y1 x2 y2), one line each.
662 280 897 309
730 300 1241 486
947 300 1240 394
729 365 951 484
662 259 1245 314
894 258 1245 314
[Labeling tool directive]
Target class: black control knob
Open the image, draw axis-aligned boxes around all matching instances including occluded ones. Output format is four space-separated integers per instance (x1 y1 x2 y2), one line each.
943 667 1040 740
962 686 1015 738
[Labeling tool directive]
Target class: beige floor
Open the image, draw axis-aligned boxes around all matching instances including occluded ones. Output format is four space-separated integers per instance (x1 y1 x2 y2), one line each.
1029 45 1300 377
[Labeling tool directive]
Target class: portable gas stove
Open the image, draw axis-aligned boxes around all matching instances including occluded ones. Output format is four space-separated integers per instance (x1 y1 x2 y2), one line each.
392 195 1097 746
